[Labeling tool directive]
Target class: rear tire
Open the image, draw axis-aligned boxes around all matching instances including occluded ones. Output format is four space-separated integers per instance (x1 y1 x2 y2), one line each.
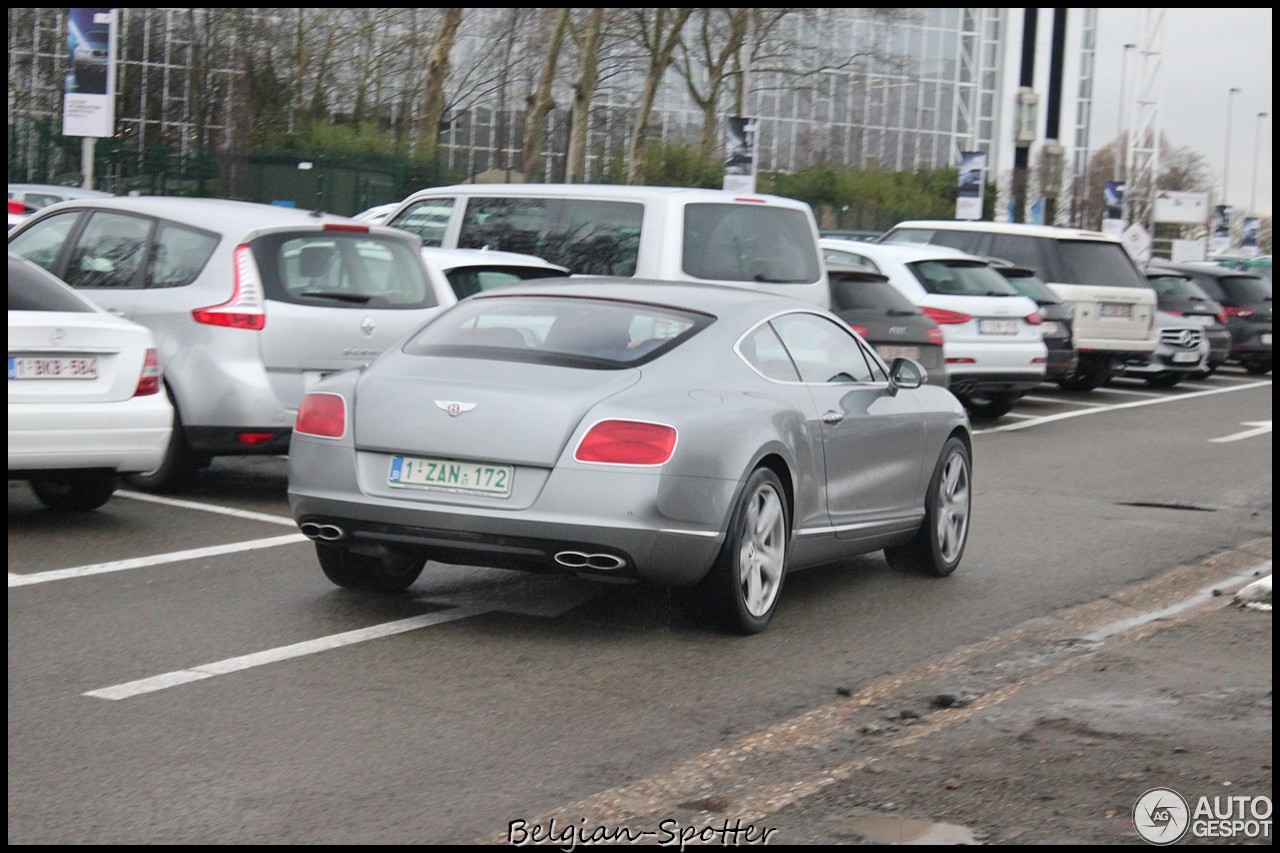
126 391 202 493
1056 359 1108 392
1144 373 1182 388
958 391 1019 419
885 436 971 577
1243 358 1272 375
316 543 426 593
29 470 117 511
701 467 789 634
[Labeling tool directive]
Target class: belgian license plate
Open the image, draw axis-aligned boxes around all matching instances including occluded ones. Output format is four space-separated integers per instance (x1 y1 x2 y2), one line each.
978 319 1017 335
1262 333 1273 345
8 355 98 380
388 455 512 497
876 344 920 360
1171 351 1200 363
1100 302 1132 318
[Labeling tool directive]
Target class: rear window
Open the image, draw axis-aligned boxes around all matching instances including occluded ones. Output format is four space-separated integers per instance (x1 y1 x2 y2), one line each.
444 264 565 299
254 232 438 309
683 203 820 284
457 197 642 276
909 260 1021 296
1217 275 1271 303
830 276 919 313
1146 273 1213 301
403 295 709 368
8 254 96 312
1054 240 1149 288
883 227 985 254
995 268 1061 303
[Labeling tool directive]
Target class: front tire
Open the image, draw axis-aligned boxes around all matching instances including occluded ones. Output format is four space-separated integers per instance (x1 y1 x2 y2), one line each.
29 470 117 511
885 436 971 577
702 467 789 634
316 543 426 593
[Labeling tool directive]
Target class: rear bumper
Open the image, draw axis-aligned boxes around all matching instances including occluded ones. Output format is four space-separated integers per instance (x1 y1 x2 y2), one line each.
8 397 173 474
947 371 1045 396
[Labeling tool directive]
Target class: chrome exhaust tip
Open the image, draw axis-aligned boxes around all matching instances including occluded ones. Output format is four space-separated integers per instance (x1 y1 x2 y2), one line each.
300 522 346 542
554 550 627 571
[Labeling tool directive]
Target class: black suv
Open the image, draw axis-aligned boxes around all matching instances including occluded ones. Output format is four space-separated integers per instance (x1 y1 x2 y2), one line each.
1150 263 1271 375
988 263 1078 384
1143 268 1231 375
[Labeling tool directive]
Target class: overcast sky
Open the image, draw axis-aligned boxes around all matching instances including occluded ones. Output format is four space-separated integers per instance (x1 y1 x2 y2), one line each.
1091 8 1273 217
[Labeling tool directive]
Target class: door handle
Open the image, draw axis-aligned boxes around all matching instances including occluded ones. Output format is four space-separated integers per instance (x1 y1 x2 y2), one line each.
822 410 844 425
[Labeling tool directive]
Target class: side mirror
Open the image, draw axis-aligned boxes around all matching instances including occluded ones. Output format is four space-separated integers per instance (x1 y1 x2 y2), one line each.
889 357 926 392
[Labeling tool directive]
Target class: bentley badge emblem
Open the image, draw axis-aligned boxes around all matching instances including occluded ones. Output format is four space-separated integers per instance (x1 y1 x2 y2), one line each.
435 400 478 417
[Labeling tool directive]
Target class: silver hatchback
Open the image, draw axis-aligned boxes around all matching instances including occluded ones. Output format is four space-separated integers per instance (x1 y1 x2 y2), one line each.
9 197 453 492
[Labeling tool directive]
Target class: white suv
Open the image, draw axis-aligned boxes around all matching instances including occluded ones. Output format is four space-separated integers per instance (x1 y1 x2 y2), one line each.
879 221 1158 391
821 239 1046 418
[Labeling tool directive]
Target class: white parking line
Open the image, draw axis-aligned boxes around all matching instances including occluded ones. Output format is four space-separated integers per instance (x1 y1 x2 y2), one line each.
976 380 1271 435
1086 385 1164 398
84 609 483 700
117 490 297 526
1021 394 1105 407
7 534 308 587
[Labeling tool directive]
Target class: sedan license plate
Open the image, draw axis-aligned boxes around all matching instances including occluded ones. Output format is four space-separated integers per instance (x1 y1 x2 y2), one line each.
1262 333 1273 345
1100 302 1132 318
978 319 1017 335
876 344 920 360
1171 351 1200 363
389 455 512 497
8 355 98 380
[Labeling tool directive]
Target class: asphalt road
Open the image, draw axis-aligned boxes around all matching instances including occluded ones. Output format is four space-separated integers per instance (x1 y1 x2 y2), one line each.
7 369 1273 844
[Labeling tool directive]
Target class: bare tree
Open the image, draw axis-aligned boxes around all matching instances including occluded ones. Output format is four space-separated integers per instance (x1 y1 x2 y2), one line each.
565 8 605 183
519 10 570 181
415 8 463 158
674 9 751 152
621 8 693 184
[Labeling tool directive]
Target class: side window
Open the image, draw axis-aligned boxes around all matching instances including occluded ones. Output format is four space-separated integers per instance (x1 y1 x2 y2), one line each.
925 229 984 253
63 211 152 289
988 234 1046 273
386 198 454 246
458 198 641 276
739 322 801 381
771 312 875 384
146 222 219 288
8 210 81 271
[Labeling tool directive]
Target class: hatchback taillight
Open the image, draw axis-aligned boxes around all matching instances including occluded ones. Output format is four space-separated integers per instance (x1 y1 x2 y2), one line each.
848 323 869 338
1024 310 1043 325
295 392 346 438
1224 305 1256 318
921 306 972 325
192 244 266 330
133 347 161 397
575 419 677 465
925 327 945 346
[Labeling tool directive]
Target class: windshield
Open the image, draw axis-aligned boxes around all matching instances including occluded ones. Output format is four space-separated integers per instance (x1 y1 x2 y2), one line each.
1146 273 1214 301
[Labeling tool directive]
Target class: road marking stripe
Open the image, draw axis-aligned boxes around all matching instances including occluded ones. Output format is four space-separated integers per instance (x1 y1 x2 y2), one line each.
116 490 297 526
975 380 1270 435
83 609 483 700
1087 385 1164 397
1020 394 1104 407
7 534 308 587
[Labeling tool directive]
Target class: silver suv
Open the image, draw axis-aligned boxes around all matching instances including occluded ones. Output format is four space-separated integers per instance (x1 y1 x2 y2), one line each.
9 197 453 492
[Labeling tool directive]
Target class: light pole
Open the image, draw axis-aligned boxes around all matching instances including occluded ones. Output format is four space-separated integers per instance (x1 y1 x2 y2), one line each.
1223 87 1242 208
1114 43 1136 182
1250 111 1269 216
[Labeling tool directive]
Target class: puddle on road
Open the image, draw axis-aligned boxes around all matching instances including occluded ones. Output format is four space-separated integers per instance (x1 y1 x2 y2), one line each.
841 815 978 845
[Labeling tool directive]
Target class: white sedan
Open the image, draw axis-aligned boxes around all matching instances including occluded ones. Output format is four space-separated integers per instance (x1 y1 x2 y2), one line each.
7 252 173 510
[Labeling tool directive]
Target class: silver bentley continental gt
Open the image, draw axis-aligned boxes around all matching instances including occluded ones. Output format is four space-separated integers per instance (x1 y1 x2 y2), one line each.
287 278 972 634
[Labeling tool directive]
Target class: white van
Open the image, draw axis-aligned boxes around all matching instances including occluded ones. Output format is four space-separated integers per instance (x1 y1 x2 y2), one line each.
880 221 1157 390
382 183 830 308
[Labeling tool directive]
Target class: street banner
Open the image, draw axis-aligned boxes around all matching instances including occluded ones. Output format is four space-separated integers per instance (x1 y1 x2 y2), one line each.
1101 180 1125 236
62 8 116 138
1211 205 1232 254
723 116 757 193
955 151 985 220
1242 216 1260 256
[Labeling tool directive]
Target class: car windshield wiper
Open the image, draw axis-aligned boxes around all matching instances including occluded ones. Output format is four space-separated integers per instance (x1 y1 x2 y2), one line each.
298 291 373 304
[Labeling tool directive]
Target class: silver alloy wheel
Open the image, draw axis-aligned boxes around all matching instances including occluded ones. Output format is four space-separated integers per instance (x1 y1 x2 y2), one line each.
737 482 787 617
934 449 971 564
